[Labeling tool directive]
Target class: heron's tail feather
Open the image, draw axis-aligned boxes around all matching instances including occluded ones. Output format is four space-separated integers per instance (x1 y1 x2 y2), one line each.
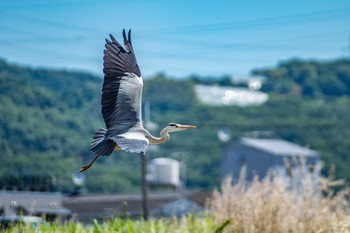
90 128 115 156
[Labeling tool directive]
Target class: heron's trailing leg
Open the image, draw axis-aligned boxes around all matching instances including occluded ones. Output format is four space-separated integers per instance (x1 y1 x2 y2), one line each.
78 154 100 173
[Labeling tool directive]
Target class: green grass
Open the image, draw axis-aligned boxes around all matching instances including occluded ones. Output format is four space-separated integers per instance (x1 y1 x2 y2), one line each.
3 215 223 233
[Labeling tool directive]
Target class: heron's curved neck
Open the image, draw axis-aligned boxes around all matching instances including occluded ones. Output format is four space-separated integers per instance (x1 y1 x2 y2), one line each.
146 128 170 144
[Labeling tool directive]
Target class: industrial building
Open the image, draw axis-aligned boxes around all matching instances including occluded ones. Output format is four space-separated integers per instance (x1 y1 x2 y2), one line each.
221 137 320 182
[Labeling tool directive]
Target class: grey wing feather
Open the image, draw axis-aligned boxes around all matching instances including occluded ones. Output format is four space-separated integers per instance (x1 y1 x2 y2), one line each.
101 29 143 136
105 73 143 139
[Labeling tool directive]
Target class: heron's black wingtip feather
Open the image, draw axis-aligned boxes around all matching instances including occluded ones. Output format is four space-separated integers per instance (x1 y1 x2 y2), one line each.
109 34 117 43
123 29 127 42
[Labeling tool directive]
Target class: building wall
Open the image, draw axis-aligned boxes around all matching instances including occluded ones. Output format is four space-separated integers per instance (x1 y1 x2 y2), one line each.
222 142 275 182
221 140 321 184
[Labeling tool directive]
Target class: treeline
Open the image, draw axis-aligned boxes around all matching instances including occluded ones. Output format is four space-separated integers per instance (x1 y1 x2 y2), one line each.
0 58 350 193
253 59 350 97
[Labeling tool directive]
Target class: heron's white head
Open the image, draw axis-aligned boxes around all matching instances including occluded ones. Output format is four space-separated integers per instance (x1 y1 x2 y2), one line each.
165 123 196 133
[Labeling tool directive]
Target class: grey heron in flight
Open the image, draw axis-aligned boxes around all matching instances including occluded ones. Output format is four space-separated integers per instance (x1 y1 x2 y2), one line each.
79 29 196 173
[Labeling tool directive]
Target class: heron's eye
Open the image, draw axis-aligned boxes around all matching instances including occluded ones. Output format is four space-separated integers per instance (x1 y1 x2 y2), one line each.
168 123 177 127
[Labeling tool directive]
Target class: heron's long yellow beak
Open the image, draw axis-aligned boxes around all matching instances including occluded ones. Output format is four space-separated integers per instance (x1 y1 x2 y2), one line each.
177 124 197 129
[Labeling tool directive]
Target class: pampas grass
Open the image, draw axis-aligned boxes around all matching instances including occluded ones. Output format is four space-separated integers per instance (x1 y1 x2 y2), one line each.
209 166 350 233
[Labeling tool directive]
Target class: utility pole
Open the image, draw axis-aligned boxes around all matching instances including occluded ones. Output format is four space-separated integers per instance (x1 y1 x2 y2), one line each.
141 152 149 220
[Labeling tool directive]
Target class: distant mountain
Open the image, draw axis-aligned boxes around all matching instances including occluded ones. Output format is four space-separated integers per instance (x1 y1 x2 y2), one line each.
1 58 350 193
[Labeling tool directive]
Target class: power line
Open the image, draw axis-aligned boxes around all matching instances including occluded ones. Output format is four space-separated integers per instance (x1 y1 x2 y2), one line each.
1 28 346 49
2 6 349 40
0 11 105 34
139 7 350 35
0 0 157 9
0 6 349 75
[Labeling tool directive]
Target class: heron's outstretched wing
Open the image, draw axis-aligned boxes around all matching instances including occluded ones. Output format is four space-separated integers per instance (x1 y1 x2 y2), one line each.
102 29 143 136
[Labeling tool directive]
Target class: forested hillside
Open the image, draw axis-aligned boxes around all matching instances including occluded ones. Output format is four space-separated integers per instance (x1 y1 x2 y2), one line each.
0 60 102 192
253 59 350 97
1 58 350 193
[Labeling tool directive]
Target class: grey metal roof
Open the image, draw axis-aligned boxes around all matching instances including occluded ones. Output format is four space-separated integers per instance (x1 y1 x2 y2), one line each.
240 137 319 157
0 191 70 217
63 192 185 203
63 191 209 220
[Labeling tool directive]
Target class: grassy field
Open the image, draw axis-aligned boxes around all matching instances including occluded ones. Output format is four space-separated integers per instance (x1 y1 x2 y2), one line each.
3 167 350 233
2 216 223 233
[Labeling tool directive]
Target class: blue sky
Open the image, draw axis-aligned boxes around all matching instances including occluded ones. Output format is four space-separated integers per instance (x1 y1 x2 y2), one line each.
0 0 349 78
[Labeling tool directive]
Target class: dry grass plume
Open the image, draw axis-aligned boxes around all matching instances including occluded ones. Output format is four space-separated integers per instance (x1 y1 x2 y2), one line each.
209 167 350 233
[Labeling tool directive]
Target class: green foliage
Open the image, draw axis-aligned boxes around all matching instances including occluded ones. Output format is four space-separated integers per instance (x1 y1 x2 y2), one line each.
253 58 350 97
1 58 350 193
0 60 102 192
143 74 197 112
189 74 233 86
4 215 220 233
